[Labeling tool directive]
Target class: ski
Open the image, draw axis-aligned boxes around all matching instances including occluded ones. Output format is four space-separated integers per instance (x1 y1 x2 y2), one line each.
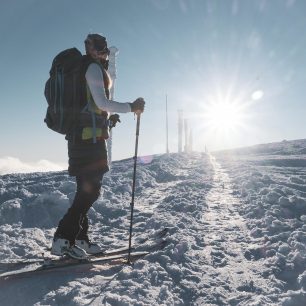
0 245 133 273
0 251 149 279
0 227 169 273
0 238 168 280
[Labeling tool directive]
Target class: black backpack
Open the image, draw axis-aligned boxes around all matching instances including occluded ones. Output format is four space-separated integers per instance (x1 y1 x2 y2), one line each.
44 48 85 135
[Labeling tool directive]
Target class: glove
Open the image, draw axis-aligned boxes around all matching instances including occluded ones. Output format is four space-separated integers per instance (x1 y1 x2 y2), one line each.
108 114 121 128
129 97 145 113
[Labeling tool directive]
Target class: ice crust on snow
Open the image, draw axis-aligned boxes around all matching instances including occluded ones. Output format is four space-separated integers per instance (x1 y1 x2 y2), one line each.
0 139 306 305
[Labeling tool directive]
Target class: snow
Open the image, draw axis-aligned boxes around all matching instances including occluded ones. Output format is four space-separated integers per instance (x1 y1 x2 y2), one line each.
0 139 306 305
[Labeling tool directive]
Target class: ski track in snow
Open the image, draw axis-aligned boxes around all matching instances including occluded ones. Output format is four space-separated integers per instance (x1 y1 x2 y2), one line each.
1 140 306 305
199 156 278 305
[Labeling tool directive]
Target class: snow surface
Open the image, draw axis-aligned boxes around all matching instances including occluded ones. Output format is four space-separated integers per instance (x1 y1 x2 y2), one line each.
0 139 306 305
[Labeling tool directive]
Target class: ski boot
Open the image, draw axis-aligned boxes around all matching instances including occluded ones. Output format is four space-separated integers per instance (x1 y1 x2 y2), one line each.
51 238 87 259
75 239 104 255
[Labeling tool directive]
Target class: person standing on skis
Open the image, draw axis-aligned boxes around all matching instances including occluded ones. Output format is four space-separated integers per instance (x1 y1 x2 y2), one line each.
51 34 145 259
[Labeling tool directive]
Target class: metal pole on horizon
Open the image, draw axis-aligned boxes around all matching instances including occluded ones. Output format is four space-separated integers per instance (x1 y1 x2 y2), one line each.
127 113 141 264
166 95 169 155
178 110 183 153
184 118 188 153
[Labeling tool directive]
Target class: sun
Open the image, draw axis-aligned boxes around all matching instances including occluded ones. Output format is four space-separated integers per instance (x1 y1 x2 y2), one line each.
202 89 264 133
195 86 264 150
204 100 245 132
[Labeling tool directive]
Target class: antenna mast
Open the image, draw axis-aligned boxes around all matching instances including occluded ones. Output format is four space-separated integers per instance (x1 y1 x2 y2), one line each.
166 95 169 155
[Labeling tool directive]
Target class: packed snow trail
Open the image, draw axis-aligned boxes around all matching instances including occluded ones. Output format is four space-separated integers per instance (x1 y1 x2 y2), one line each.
199 155 279 305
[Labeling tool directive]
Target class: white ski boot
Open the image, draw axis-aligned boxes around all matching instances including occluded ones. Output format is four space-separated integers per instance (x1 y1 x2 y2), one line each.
51 238 87 259
75 239 104 255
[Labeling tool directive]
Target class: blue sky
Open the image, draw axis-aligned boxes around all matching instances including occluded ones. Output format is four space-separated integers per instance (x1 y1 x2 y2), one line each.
1 0 306 170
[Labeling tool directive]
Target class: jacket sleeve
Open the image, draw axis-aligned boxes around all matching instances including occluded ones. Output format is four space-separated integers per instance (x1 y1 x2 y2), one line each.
85 63 131 113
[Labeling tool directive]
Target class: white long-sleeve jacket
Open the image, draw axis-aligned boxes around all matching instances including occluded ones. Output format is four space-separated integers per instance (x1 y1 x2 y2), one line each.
85 63 131 113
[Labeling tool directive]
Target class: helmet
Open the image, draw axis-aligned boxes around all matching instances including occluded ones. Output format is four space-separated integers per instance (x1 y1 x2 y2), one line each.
85 34 110 54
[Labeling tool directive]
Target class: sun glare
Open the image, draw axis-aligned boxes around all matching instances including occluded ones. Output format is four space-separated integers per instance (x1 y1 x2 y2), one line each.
202 98 246 134
205 102 243 131
195 85 264 150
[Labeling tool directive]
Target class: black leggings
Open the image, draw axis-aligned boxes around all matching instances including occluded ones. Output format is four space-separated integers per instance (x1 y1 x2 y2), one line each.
55 172 104 244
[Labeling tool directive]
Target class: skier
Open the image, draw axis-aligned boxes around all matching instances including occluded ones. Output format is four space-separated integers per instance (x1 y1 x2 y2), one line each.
51 34 145 259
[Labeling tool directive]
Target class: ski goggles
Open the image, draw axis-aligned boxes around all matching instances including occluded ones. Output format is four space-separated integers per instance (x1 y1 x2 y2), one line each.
85 38 110 55
97 48 110 56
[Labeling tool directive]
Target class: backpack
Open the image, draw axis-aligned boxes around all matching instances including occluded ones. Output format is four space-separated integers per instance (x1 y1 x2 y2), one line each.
44 48 85 135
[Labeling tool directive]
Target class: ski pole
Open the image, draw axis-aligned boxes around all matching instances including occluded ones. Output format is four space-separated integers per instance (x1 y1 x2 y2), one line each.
128 112 141 264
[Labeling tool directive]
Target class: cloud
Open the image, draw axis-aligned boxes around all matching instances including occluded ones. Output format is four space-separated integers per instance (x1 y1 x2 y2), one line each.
0 157 66 175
